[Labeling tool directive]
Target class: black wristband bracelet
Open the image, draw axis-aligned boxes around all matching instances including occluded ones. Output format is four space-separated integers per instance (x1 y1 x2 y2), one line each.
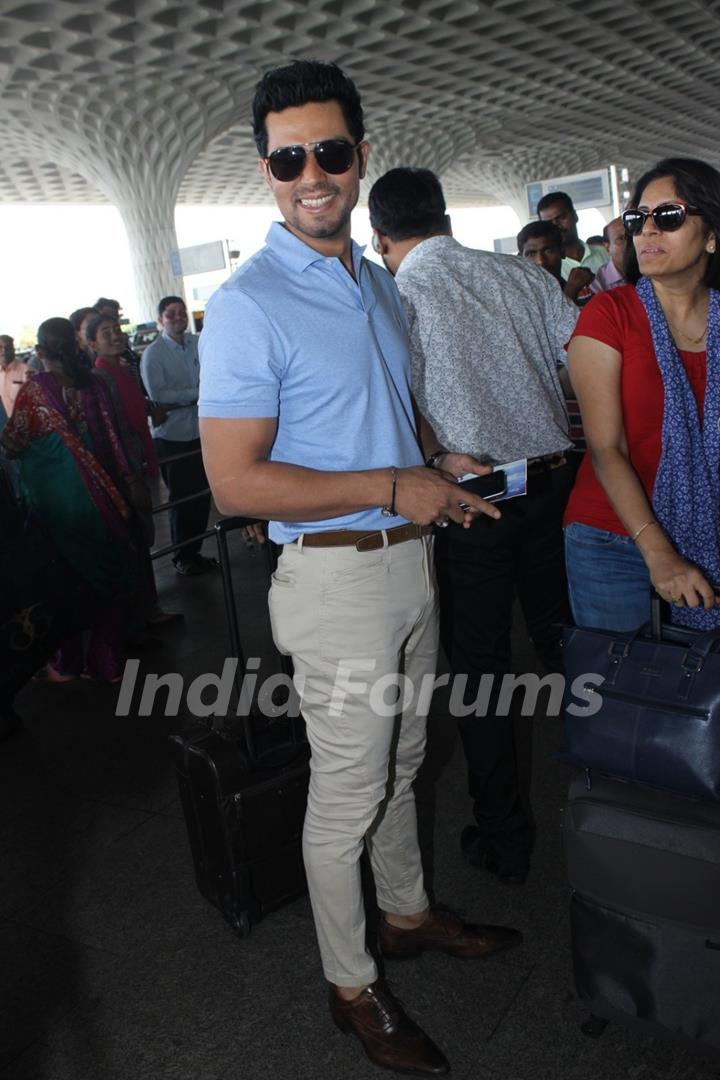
425 449 448 469
381 466 399 517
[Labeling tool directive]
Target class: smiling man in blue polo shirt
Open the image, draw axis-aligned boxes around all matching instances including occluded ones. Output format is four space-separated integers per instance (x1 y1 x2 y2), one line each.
199 59 520 1078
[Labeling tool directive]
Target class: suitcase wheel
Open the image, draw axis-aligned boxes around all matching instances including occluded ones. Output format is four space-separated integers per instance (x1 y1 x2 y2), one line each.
229 910 252 938
581 1014 609 1039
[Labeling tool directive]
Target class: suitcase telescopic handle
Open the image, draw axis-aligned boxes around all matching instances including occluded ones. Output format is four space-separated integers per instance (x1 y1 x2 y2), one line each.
214 516 260 534
213 518 294 765
214 517 273 764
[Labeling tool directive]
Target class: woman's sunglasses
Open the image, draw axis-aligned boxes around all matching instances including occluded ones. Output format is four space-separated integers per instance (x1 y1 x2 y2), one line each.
265 139 360 182
621 201 703 236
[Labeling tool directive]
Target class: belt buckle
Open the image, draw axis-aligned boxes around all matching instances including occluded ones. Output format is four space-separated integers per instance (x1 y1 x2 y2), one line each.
355 532 383 552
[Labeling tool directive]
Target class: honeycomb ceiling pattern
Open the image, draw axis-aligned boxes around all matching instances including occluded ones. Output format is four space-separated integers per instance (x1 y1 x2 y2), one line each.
1 0 720 212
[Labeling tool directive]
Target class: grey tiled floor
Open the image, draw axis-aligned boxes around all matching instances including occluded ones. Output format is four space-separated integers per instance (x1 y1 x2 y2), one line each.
3 518 720 1080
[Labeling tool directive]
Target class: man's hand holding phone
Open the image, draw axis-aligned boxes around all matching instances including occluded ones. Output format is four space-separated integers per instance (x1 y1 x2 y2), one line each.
457 469 507 501
394 464 501 527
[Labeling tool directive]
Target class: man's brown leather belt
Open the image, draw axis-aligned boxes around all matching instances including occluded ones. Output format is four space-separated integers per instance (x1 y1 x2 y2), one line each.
297 522 433 552
527 451 567 473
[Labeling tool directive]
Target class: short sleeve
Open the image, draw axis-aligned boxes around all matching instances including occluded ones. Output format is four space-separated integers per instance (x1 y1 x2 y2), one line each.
541 271 578 363
571 290 624 352
198 286 284 419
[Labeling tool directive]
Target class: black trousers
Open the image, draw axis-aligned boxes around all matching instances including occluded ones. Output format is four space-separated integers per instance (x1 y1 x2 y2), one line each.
434 462 574 870
153 437 211 561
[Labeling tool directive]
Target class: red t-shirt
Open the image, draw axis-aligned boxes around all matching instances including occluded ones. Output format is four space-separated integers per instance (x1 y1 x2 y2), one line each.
563 285 707 536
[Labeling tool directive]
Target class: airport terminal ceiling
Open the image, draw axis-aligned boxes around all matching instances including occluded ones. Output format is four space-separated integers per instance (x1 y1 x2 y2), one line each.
1 0 720 211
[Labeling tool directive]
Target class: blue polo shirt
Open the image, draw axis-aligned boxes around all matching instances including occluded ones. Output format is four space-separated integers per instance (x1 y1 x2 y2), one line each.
199 222 423 543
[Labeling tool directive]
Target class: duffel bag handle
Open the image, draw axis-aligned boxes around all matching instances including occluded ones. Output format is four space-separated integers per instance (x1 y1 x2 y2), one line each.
682 629 720 672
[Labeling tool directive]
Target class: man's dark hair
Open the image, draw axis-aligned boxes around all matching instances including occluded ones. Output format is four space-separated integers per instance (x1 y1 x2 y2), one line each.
368 168 448 241
586 234 604 246
623 157 720 288
536 191 575 216
94 297 120 312
516 220 562 253
85 312 119 344
252 59 364 159
158 295 186 317
68 306 96 331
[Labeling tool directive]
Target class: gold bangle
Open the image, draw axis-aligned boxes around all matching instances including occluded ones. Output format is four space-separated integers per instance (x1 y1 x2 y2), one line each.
631 518 660 543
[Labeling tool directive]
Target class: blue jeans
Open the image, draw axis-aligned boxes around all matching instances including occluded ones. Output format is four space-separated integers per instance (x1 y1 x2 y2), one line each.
564 521 651 631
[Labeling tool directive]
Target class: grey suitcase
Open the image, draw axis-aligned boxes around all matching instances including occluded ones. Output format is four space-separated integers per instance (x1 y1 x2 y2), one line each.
564 772 720 1058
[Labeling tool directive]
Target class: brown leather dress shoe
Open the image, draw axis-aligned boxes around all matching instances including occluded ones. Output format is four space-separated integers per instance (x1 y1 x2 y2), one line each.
378 907 522 961
329 981 449 1076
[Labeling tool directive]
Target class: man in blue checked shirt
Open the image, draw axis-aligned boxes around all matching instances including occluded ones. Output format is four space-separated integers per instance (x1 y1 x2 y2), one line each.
141 295 214 575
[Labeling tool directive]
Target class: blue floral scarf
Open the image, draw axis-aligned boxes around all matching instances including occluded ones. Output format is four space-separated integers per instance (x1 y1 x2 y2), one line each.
636 275 720 629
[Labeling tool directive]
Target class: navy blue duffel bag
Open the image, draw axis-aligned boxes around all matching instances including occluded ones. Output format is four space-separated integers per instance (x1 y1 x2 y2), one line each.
561 594 720 801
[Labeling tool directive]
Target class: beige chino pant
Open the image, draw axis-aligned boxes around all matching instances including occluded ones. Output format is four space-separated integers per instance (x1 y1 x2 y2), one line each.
269 534 438 986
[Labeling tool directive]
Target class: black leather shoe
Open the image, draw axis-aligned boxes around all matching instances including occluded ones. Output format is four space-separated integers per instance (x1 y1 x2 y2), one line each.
329 981 449 1076
461 826 528 886
460 825 486 868
484 856 527 887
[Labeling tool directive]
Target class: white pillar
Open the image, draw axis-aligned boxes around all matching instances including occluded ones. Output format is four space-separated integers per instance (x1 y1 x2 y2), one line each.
111 185 185 323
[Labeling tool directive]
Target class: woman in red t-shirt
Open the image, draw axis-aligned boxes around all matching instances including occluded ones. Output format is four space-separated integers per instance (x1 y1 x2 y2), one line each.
564 156 720 631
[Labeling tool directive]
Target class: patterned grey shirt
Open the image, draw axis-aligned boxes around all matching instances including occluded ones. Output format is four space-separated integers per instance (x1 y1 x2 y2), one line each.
394 235 578 461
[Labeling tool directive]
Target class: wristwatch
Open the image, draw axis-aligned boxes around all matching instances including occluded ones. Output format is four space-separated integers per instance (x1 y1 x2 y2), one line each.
425 449 448 469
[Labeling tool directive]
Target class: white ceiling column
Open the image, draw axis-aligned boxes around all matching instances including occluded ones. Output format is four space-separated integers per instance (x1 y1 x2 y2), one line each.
109 182 184 323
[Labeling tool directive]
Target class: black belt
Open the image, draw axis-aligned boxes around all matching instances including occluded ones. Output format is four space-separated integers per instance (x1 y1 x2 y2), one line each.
526 451 568 474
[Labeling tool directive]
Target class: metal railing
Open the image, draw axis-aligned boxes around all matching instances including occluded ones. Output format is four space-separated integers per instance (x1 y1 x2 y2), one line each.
148 445 262 563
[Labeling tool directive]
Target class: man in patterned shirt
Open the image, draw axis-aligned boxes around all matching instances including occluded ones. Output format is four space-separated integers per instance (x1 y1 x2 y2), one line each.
369 167 578 886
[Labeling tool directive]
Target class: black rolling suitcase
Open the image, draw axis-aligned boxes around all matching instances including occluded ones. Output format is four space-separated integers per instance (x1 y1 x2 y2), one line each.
563 772 720 1058
170 517 309 937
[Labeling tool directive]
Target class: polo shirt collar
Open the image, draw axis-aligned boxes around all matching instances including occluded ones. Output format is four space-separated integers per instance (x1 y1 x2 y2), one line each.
266 220 365 276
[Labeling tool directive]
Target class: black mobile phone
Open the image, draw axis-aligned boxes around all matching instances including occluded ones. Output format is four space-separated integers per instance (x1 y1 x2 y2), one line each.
458 469 507 501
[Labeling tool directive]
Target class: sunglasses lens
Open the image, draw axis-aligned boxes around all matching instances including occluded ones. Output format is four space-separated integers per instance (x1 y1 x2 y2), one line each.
314 140 356 175
268 146 306 181
654 204 686 231
622 211 645 235
268 140 356 181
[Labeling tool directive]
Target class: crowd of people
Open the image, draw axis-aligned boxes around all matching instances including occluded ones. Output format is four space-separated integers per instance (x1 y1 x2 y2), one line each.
3 55 720 1078
0 292 214 700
